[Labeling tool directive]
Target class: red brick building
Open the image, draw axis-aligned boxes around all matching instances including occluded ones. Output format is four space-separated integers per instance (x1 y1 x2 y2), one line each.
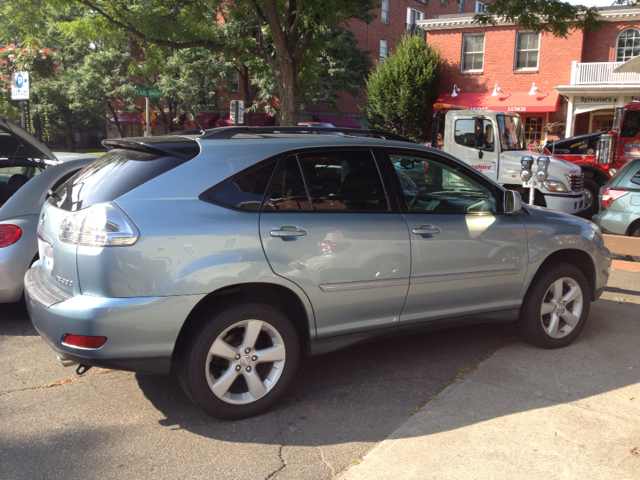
419 5 640 144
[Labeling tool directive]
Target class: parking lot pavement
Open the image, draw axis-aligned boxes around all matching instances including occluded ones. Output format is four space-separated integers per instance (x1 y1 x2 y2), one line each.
0 300 512 479
341 265 640 480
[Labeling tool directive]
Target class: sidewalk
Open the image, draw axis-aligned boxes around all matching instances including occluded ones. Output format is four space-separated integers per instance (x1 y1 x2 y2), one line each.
340 263 640 480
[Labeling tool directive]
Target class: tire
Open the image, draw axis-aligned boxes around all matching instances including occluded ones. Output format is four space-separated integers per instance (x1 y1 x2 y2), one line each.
578 177 601 220
629 225 640 263
177 303 300 420
518 263 591 349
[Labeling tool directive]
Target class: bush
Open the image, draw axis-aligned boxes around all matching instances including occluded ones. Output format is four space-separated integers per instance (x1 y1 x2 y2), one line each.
362 34 442 142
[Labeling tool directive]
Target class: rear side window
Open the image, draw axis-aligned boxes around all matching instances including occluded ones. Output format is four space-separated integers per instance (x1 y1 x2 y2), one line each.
49 149 189 212
206 161 277 210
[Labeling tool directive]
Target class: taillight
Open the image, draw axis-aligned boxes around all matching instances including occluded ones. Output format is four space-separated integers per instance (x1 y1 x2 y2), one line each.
601 188 628 208
62 334 107 349
59 202 139 247
0 224 22 247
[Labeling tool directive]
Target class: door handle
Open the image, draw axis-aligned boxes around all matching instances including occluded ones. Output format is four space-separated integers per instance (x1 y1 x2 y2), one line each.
270 226 308 238
412 225 441 236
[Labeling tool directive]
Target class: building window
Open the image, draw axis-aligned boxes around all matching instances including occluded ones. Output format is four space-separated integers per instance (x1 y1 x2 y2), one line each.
524 116 544 143
229 70 239 92
515 31 540 70
459 0 464 13
616 28 640 62
441 0 446 5
380 40 388 61
406 7 425 26
381 0 389 24
462 34 484 72
475 1 486 12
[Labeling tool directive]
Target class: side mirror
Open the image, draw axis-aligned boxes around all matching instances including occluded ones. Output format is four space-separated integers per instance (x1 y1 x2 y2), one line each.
474 118 484 148
505 190 523 214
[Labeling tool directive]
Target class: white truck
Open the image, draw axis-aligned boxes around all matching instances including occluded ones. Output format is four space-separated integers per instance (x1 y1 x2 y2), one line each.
430 107 587 215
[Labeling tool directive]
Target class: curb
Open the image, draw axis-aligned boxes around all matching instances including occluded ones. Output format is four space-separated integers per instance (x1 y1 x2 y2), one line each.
611 259 640 272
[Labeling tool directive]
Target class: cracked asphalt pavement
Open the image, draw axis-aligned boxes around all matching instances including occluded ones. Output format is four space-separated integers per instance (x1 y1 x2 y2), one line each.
2 299 514 479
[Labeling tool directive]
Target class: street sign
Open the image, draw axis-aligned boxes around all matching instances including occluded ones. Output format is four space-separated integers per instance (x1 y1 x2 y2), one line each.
230 100 244 125
141 108 157 127
134 87 163 99
11 72 29 100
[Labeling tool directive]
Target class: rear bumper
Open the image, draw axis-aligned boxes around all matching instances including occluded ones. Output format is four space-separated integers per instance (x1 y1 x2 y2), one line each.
24 267 205 375
543 193 586 215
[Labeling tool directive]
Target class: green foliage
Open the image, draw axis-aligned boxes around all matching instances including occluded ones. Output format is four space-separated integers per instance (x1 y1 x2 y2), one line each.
474 0 606 38
362 34 442 142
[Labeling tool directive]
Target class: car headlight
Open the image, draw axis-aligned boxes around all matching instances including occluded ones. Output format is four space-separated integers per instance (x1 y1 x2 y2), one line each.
586 221 605 248
543 180 567 192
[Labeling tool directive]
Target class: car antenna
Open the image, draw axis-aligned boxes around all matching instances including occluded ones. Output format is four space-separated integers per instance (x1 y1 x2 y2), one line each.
185 104 204 134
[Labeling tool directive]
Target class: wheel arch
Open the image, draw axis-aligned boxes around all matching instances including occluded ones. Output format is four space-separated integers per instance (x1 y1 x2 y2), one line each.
173 282 314 363
625 217 640 236
581 166 608 185
535 249 597 301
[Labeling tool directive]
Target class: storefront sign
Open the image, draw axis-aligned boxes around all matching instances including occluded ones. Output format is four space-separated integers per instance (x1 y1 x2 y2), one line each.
575 96 618 104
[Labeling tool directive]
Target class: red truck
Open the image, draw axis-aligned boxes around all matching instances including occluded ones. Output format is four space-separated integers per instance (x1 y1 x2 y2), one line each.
543 100 640 218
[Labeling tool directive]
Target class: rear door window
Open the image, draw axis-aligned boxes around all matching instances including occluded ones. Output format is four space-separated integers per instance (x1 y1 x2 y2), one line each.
294 150 389 211
0 164 45 206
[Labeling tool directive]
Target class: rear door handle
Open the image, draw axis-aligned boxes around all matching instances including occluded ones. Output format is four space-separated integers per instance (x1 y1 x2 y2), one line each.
270 226 308 238
412 225 441 236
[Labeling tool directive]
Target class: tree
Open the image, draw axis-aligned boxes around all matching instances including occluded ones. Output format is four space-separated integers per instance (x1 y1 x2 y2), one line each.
362 34 442 142
474 0 606 38
63 0 377 125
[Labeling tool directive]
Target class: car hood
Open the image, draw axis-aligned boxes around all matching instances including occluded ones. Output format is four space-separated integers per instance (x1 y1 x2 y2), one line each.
0 114 57 161
500 149 582 177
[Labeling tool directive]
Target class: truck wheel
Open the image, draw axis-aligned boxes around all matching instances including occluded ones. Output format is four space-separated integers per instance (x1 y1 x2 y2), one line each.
629 225 640 262
579 178 600 219
177 303 300 420
518 263 590 349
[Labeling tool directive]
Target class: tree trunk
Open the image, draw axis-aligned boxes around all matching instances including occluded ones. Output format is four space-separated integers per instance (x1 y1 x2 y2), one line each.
276 60 299 126
107 102 124 138
63 108 75 152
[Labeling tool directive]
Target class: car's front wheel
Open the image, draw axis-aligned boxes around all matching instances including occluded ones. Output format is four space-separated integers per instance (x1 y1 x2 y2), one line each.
177 303 300 420
518 263 591 349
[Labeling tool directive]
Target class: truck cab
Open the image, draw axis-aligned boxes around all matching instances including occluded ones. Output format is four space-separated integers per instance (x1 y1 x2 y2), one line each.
436 109 586 215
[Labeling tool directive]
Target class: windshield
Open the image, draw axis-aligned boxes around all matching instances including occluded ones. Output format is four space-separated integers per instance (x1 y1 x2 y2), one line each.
497 115 525 151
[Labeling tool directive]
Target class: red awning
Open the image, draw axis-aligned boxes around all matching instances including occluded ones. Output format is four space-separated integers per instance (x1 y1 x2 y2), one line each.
184 112 220 127
251 113 275 126
109 112 163 125
435 92 560 113
215 113 275 127
313 115 361 128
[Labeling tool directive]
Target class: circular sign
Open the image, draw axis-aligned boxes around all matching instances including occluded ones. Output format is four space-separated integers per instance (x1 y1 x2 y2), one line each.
16 74 24 88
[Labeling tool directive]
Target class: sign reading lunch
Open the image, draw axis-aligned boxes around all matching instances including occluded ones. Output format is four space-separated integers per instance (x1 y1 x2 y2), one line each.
11 71 29 100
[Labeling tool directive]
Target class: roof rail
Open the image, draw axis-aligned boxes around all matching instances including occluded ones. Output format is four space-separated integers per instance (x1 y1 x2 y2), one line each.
199 126 418 143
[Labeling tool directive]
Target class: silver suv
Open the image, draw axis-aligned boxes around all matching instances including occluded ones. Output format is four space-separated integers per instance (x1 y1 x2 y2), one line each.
25 127 611 420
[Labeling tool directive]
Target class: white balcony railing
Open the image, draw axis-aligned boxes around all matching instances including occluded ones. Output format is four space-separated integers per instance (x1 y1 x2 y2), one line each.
572 61 640 85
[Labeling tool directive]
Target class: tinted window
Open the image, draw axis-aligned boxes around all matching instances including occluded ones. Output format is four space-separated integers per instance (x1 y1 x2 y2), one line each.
50 149 189 212
264 156 310 211
297 150 388 211
207 161 276 211
0 164 45 207
388 151 498 214
621 111 640 138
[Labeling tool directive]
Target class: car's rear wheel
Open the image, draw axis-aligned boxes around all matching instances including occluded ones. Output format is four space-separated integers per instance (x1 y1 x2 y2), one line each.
177 303 299 420
518 263 590 349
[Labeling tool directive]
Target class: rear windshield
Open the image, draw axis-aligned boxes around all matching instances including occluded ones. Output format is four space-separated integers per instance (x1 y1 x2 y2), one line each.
49 148 189 212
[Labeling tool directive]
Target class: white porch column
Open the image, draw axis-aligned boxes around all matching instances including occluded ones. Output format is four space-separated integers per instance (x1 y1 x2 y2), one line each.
566 95 575 137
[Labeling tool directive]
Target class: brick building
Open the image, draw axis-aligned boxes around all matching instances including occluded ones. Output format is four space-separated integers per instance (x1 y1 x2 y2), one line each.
419 5 640 144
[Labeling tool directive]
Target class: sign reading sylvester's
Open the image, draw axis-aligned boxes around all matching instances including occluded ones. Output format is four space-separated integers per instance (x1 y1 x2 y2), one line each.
11 72 29 100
